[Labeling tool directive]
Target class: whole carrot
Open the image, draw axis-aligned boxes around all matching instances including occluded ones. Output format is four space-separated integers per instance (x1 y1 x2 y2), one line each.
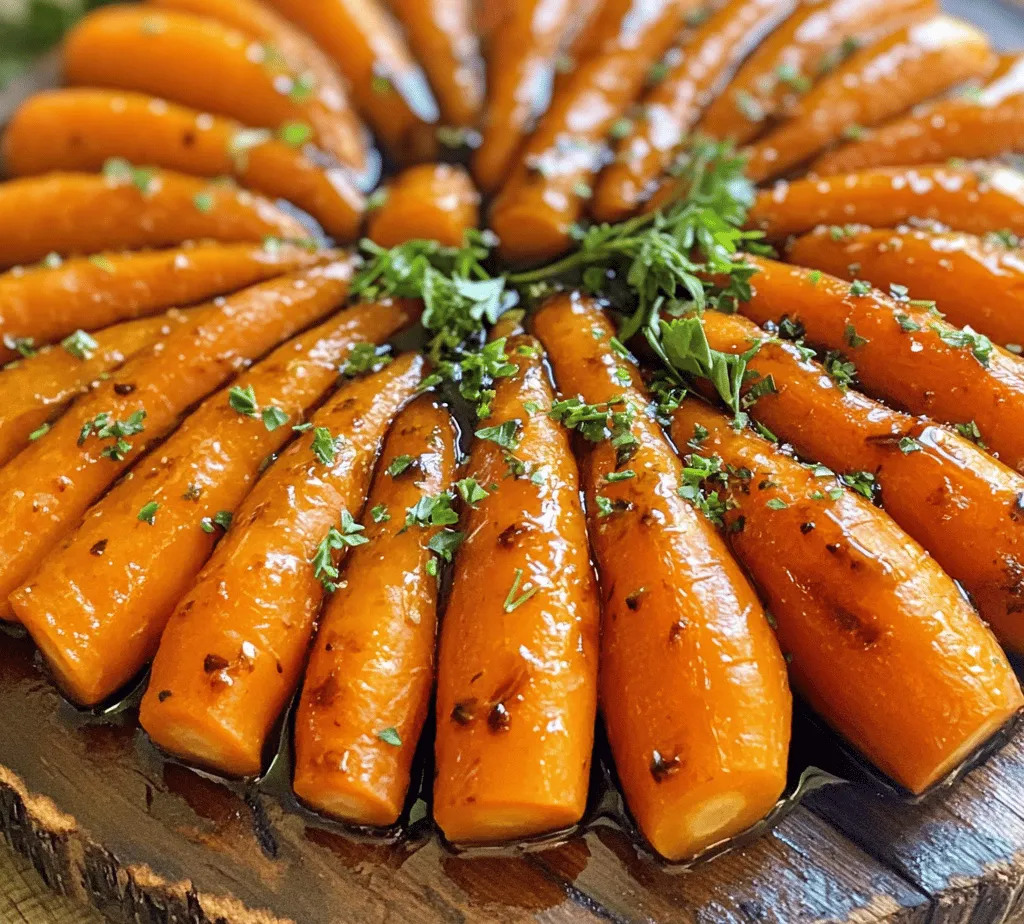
533 294 790 861
11 300 417 706
366 164 480 248
294 394 458 825
670 400 1023 794
139 354 425 777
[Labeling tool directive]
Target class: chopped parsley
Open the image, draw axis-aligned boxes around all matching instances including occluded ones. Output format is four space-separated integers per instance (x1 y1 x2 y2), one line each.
78 409 146 461
377 727 402 747
137 501 159 525
340 342 391 377
387 455 416 477
61 329 98 360
311 426 339 465
370 504 390 523
311 510 368 591
503 568 539 612
456 478 489 505
475 419 521 451
228 385 258 417
261 406 289 431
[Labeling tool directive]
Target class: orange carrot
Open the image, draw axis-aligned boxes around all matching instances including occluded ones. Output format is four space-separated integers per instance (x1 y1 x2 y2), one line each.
293 394 458 825
366 164 479 248
0 260 356 620
139 354 425 777
533 293 790 861
670 400 1023 794
10 300 417 706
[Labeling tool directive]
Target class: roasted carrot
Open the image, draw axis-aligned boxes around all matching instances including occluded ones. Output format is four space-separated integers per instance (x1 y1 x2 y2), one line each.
592 0 797 222
293 394 457 825
699 309 1024 654
812 54 1024 174
0 260 356 620
490 0 696 264
0 171 311 270
748 165 1024 240
0 241 319 360
63 6 365 174
533 294 790 861
697 0 937 145
264 0 440 163
787 225 1024 349
433 331 601 844
139 354 424 777
2 91 366 241
365 164 479 248
669 400 1023 794
736 255 1024 473
10 300 417 706
744 16 995 183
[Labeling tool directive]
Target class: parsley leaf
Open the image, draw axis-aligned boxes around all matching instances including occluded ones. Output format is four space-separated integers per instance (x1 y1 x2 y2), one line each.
61 329 98 360
475 419 521 451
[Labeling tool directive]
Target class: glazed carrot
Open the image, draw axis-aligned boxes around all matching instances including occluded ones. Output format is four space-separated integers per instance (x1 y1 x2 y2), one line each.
293 395 457 825
787 225 1024 348
366 164 480 248
669 401 1023 794
812 54 1024 174
736 255 1024 473
433 331 601 844
0 311 194 468
264 0 440 163
0 260 356 620
0 171 310 270
2 91 366 241
0 241 319 360
699 309 1024 654
139 354 425 777
490 0 696 264
533 294 790 861
592 0 797 222
63 6 365 174
748 165 1024 240
10 300 417 706
697 0 937 145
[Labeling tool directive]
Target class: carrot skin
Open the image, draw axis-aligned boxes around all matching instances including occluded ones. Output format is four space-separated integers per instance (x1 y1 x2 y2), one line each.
139 354 425 777
293 395 458 825
433 333 601 844
533 294 791 862
10 300 417 706
670 401 1023 794
366 164 480 248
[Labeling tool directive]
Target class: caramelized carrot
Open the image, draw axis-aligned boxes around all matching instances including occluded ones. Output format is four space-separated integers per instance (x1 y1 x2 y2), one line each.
749 165 1024 240
736 255 1024 473
139 355 425 777
2 91 365 241
744 17 995 183
490 0 695 263
0 260 356 620
813 54 1024 174
63 6 365 174
293 395 457 825
533 294 790 861
366 164 479 248
592 0 796 222
0 171 311 269
264 0 440 163
0 241 319 360
787 225 1024 348
669 401 1023 794
697 0 937 144
10 300 417 706
699 309 1024 654
433 331 600 844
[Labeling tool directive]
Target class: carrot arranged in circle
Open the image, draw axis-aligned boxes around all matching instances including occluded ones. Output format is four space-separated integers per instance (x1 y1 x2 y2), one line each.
11 300 417 706
433 331 600 845
787 225 1024 349
533 294 790 862
697 0 937 144
748 165 1024 240
699 309 1024 655
3 91 366 241
592 0 796 222
0 260 356 621
139 354 425 777
670 400 1023 794
366 164 479 248
0 171 310 270
294 394 458 826
63 6 365 175
736 255 1024 473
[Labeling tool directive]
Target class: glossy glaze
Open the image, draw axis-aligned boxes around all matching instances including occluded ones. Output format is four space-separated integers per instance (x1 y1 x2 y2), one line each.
366 164 480 248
